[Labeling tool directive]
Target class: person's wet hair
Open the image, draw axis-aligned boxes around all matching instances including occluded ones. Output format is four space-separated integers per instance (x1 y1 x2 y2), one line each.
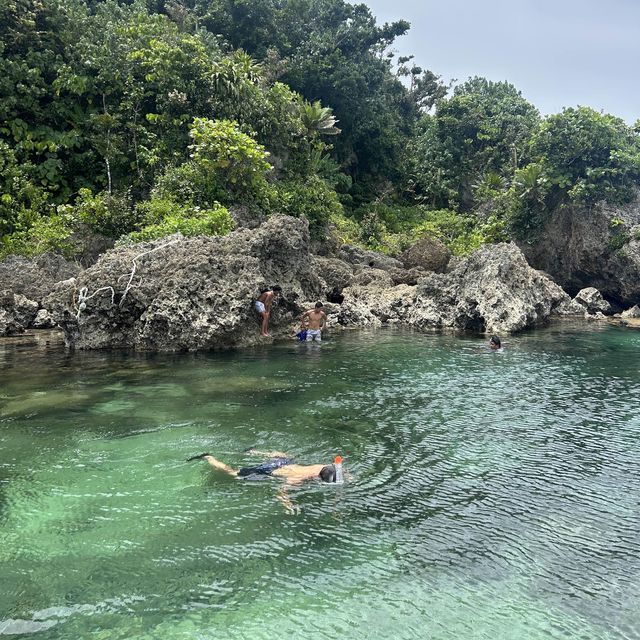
315 301 323 308
319 464 336 483
273 285 282 292
490 335 501 348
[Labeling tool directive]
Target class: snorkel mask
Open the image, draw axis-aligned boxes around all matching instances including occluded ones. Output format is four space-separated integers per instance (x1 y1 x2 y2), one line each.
320 455 345 484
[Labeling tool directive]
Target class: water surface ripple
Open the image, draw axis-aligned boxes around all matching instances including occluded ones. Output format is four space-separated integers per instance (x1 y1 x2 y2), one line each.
1 325 639 639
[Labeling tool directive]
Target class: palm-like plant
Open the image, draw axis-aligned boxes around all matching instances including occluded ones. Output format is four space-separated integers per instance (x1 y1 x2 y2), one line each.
300 100 341 136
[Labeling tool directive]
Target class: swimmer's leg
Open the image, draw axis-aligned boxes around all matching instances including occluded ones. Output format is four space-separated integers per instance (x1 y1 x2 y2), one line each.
203 455 239 477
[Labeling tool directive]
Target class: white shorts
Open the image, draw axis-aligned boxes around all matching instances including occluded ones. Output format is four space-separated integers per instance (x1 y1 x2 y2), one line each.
255 301 266 313
306 329 322 342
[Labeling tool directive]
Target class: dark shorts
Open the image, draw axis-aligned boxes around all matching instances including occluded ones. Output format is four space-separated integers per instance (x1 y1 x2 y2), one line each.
238 457 294 478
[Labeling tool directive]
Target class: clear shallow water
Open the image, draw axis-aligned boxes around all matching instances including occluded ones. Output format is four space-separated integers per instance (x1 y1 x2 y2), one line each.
1 325 639 639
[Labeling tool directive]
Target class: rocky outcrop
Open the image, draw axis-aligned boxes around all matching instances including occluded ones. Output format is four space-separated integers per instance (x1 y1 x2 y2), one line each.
400 236 451 272
0 291 38 336
572 287 612 315
0 253 81 305
621 304 640 319
45 216 324 350
518 196 640 306
338 242 570 334
0 253 81 335
14 219 579 350
338 244 403 271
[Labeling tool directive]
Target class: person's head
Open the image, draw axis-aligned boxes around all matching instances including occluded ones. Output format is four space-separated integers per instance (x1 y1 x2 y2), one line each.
315 301 323 309
319 464 336 483
489 335 501 349
272 285 282 296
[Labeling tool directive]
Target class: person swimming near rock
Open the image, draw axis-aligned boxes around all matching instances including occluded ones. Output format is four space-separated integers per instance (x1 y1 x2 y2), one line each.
187 449 344 513
488 335 501 350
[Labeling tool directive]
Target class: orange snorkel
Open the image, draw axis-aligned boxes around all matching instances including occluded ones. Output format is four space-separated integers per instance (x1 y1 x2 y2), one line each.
334 455 344 484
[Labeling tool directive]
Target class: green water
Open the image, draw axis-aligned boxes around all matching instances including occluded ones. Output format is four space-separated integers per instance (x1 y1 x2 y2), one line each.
1 325 639 639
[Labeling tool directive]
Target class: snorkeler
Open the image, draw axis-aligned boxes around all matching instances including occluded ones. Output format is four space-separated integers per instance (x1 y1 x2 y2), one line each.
188 449 342 485
188 449 344 514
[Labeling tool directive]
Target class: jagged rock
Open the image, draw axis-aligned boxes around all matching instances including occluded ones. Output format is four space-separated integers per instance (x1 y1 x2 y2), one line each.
0 291 38 336
339 242 570 334
32 309 56 329
46 216 324 350
68 223 116 267
621 304 640 318
338 245 403 271
0 253 81 305
573 287 612 315
34 219 580 351
228 204 266 230
401 236 451 272
311 256 354 292
518 195 640 306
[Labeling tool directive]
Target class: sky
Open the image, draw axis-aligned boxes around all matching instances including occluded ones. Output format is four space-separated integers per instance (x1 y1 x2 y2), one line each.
361 0 640 123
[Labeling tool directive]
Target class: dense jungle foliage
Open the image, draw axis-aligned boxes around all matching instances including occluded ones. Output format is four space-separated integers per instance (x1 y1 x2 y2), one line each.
1 0 640 260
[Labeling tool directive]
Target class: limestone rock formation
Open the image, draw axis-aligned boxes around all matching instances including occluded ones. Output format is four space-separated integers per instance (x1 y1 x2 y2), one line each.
518 196 640 306
45 216 324 350
0 253 81 305
572 287 612 315
400 236 451 272
15 218 578 350
338 242 570 334
0 291 38 336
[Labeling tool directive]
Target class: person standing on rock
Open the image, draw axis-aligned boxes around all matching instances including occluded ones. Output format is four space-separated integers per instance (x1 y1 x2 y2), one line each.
255 285 282 337
300 302 327 342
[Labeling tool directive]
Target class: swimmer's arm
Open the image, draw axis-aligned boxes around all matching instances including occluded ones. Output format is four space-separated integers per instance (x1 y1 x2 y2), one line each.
246 449 289 458
203 455 238 476
277 485 300 514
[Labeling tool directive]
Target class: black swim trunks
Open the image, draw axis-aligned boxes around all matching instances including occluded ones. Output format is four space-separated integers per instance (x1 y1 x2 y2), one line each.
238 457 294 477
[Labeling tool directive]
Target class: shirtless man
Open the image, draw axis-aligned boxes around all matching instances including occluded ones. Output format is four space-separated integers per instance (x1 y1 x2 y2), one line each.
198 450 339 483
255 285 282 337
300 302 327 342
189 450 343 513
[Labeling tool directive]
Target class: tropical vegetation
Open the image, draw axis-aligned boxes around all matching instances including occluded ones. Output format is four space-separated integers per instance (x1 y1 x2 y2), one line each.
1 0 639 260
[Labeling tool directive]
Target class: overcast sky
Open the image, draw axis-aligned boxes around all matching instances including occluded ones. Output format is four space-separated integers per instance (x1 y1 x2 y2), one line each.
362 0 639 123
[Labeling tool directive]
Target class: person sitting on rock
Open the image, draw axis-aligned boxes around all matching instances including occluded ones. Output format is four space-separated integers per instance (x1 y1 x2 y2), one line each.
255 285 282 337
300 302 327 342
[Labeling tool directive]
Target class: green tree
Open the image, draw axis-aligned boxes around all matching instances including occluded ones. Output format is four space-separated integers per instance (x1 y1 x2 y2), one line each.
409 77 540 210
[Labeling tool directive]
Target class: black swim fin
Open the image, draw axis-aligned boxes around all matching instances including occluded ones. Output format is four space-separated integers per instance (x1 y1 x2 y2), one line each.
186 452 211 462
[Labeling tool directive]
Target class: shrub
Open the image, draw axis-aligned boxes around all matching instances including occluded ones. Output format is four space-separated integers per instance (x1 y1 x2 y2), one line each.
122 199 233 243
272 176 342 236
0 210 77 259
70 188 140 238
188 118 273 207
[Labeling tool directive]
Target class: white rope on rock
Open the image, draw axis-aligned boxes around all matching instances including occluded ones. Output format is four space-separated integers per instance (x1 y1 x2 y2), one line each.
73 238 181 320
117 238 181 308
75 285 115 320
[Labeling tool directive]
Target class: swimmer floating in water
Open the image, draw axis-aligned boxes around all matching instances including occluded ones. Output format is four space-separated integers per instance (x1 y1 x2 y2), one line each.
188 449 344 513
488 335 501 350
